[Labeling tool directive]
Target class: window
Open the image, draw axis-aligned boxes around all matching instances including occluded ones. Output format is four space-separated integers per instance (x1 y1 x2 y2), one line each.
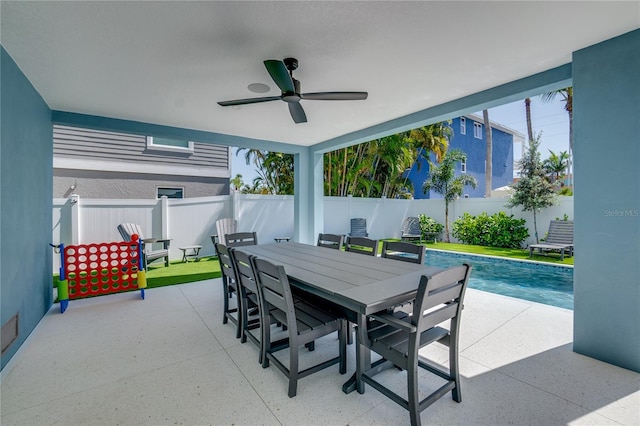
460 117 466 135
473 122 482 139
146 136 194 154
461 158 467 173
157 187 184 199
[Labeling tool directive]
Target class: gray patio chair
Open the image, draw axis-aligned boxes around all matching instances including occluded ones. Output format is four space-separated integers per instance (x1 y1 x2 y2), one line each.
317 233 344 250
117 223 170 268
362 264 472 426
401 217 421 242
229 249 262 353
529 220 574 260
381 241 425 264
226 232 258 247
345 236 379 256
215 243 242 339
231 249 292 364
251 256 347 397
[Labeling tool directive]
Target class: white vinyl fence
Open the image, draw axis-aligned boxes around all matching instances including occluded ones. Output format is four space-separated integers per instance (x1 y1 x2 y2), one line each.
51 193 573 272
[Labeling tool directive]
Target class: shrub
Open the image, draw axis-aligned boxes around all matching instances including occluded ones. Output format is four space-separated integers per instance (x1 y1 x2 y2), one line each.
452 211 529 249
418 214 444 240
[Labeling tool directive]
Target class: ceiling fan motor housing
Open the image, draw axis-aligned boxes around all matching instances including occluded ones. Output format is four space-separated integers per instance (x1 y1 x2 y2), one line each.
284 57 299 71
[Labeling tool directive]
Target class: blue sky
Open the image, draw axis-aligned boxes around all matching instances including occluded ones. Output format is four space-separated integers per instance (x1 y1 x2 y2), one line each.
231 96 570 183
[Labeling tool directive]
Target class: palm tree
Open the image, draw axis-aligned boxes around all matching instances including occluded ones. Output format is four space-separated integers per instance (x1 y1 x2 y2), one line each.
405 122 451 164
230 174 244 191
236 148 294 195
540 87 573 186
422 149 477 242
483 110 493 197
543 149 569 184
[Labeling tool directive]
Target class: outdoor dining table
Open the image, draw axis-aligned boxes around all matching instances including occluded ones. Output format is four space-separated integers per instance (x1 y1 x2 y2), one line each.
238 241 442 394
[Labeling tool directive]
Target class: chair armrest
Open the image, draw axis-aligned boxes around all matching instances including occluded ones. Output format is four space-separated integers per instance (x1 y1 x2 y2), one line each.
143 238 171 249
369 313 417 333
156 238 171 249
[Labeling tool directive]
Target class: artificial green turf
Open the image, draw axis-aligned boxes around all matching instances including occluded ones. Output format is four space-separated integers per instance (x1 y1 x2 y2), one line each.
145 256 222 287
52 256 222 293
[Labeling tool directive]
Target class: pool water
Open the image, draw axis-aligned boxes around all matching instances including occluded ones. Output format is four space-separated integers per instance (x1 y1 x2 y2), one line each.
425 250 574 310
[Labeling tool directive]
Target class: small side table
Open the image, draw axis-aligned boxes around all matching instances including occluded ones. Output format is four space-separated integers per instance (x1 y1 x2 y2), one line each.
274 237 291 243
179 245 202 262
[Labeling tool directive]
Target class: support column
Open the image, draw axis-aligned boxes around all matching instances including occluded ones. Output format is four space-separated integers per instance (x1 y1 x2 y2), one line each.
294 148 324 244
160 195 169 239
572 29 640 372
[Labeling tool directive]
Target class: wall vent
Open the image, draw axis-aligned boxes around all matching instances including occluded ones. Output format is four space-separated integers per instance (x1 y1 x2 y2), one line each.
1 313 19 355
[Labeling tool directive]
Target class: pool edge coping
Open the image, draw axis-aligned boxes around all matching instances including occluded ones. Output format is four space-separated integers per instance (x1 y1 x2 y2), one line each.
425 248 574 269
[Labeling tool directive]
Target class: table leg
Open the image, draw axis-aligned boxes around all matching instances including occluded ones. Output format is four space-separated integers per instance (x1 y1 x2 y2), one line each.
342 313 371 394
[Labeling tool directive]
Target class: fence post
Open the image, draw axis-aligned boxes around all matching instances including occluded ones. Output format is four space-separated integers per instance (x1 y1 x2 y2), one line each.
70 194 80 244
160 195 169 239
232 190 238 223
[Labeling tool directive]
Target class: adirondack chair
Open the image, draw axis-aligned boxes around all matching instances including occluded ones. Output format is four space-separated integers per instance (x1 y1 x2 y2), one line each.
211 218 238 247
401 217 421 241
529 220 574 261
117 223 170 268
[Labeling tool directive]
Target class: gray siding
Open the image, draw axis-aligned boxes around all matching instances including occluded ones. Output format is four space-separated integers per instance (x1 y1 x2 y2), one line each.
54 125 228 169
53 125 230 199
53 170 229 199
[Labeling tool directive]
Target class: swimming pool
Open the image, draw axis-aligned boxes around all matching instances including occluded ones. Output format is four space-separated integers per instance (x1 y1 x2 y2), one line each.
425 250 574 309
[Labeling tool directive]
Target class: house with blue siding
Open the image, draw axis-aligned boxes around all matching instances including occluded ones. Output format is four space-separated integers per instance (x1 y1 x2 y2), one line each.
407 115 524 199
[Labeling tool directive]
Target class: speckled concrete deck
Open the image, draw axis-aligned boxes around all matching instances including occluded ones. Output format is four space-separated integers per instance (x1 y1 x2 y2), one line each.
2 279 638 425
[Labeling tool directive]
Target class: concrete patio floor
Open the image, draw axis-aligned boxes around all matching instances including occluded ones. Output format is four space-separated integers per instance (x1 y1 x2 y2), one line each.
1 279 638 425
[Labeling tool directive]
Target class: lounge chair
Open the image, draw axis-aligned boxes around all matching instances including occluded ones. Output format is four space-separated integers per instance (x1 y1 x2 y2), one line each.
349 218 368 237
117 223 170 268
529 220 574 261
401 217 421 242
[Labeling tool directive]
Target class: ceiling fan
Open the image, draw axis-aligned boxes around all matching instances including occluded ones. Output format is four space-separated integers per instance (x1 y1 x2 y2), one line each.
218 58 368 124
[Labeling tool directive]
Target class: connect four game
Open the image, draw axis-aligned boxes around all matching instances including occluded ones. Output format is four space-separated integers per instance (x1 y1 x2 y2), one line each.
54 235 147 313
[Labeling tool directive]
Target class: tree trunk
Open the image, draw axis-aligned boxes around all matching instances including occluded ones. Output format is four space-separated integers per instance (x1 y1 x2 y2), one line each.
533 209 539 244
340 148 348 196
327 152 332 196
525 97 534 143
483 109 493 198
445 201 450 243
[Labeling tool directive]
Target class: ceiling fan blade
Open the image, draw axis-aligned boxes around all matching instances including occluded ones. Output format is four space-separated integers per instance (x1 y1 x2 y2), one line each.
264 60 295 93
301 91 368 101
218 96 281 107
288 102 307 124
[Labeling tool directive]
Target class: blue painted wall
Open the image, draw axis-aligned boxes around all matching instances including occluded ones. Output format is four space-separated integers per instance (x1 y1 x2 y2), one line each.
1 47 53 370
572 29 640 372
407 117 514 199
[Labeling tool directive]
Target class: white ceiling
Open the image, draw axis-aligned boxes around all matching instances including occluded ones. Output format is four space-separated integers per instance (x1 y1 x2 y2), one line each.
2 1 638 147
